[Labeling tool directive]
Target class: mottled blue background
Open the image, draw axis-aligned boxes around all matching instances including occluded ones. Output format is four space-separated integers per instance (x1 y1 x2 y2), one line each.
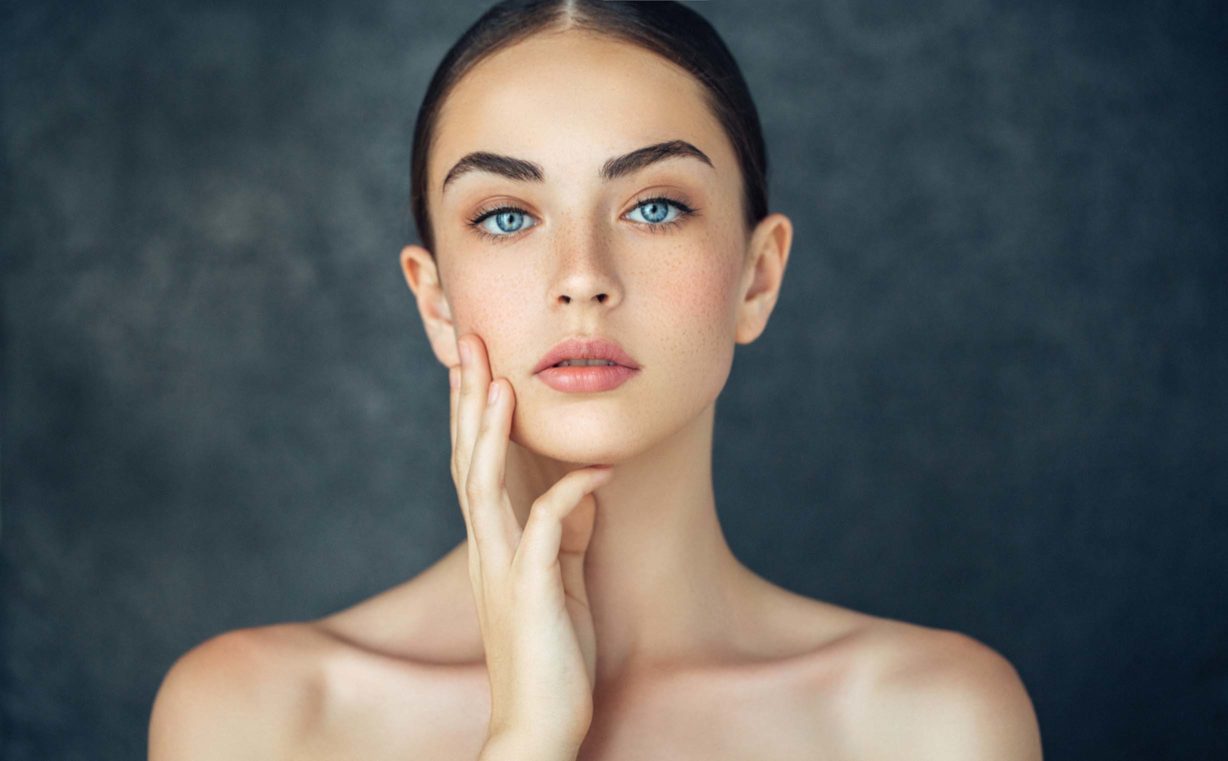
3 1 1225 758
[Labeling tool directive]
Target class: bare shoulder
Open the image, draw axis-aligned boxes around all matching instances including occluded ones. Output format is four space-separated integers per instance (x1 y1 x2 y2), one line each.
149 547 486 760
830 617 1044 761
149 622 332 760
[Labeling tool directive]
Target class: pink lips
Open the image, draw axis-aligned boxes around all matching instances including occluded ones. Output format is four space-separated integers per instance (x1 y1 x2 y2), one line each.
533 336 640 374
536 364 639 393
533 336 641 393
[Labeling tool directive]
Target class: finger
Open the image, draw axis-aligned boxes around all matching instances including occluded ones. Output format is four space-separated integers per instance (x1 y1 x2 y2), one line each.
449 354 484 607
558 488 597 613
466 376 518 573
449 365 460 456
452 335 489 539
515 467 613 575
449 364 464 513
455 334 491 480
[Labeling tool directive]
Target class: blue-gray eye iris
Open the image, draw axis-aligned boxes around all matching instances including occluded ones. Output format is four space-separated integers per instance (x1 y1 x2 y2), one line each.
640 202 669 223
495 211 525 233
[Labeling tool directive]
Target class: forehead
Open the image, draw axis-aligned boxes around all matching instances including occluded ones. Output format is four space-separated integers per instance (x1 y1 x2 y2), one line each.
430 30 731 192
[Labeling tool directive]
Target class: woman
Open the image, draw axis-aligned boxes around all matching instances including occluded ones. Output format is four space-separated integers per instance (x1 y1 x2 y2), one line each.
150 2 1043 759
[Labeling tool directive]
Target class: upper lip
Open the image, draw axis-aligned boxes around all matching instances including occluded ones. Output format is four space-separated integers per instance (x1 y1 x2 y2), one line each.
534 336 641 373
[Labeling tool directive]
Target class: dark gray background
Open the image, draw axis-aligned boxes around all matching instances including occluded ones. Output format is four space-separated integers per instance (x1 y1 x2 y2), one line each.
3 0 1225 758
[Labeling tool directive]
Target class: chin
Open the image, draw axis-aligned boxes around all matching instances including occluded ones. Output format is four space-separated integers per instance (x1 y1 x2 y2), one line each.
510 420 647 467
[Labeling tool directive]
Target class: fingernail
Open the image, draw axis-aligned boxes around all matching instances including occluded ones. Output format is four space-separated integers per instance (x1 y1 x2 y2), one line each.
487 381 500 404
459 340 472 368
449 366 459 389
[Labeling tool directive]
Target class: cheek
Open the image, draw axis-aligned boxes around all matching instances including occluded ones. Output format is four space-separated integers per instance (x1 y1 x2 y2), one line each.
656 238 743 337
445 267 537 373
645 238 743 377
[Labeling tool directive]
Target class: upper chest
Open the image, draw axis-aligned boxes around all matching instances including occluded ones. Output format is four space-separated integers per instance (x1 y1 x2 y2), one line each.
578 662 858 761
298 649 862 761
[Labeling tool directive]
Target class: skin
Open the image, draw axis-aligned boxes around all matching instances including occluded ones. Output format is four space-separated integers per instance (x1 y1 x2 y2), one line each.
148 28 1044 761
411 28 794 690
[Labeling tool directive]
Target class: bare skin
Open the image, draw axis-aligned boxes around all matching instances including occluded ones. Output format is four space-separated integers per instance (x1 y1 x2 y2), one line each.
149 26 1043 761
149 553 1040 760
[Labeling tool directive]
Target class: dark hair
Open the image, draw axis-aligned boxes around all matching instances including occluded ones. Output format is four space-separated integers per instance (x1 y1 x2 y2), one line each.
409 0 769 257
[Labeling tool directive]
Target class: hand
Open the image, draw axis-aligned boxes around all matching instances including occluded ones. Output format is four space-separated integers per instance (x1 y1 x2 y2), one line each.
449 332 613 754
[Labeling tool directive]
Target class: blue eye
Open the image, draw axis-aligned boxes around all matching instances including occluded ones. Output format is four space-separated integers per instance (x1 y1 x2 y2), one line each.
466 195 696 243
474 208 536 237
628 198 683 225
627 196 696 234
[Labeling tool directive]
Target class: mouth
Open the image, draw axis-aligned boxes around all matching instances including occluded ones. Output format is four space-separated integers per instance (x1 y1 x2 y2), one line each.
533 336 640 375
535 362 639 393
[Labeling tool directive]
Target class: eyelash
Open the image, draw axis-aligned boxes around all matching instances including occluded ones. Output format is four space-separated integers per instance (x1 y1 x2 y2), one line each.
465 195 698 244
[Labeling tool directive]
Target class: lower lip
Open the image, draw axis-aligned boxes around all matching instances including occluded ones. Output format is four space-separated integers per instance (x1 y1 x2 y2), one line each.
535 364 639 393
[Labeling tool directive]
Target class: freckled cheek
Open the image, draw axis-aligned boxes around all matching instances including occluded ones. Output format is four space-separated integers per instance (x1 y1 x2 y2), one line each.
646 252 742 391
447 273 535 376
665 254 742 339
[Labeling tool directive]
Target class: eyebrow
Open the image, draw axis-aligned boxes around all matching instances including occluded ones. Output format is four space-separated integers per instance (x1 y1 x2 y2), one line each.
440 139 714 193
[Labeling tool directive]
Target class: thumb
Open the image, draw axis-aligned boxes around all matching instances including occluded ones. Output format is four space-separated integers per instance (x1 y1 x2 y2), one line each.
517 467 610 574
558 490 597 606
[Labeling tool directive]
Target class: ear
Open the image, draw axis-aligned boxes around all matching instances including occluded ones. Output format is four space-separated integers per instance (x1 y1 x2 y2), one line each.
400 244 462 368
735 212 793 345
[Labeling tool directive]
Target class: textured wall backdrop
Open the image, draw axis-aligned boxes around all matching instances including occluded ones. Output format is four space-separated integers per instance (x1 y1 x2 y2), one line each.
2 0 1226 759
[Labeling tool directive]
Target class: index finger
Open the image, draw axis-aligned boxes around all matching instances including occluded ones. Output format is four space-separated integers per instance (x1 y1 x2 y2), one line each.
449 364 460 454
448 363 475 541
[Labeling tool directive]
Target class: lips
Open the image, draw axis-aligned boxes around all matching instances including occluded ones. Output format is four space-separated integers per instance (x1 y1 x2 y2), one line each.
533 336 640 374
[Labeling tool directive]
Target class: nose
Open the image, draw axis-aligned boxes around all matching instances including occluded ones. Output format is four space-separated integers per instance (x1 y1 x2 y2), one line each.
551 224 621 309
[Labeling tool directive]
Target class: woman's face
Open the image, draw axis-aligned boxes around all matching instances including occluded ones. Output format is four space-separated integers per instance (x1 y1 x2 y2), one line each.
419 30 771 465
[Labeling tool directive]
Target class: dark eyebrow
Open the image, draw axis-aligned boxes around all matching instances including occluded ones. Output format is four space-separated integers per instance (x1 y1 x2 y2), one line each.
440 139 713 193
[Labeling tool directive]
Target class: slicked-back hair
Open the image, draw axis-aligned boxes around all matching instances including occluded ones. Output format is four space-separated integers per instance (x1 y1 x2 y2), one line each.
409 0 769 258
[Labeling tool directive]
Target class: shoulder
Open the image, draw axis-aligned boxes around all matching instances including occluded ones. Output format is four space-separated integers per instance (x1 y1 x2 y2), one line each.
149 622 336 761
836 620 1043 760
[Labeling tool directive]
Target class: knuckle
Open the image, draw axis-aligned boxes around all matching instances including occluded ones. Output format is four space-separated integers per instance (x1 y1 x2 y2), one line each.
528 497 555 523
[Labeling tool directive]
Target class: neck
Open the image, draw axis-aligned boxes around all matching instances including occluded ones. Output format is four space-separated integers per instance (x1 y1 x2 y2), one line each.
503 401 757 686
